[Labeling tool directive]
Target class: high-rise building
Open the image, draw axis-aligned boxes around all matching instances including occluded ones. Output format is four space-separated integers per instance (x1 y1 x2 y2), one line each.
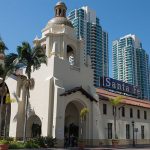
68 6 109 87
112 34 150 100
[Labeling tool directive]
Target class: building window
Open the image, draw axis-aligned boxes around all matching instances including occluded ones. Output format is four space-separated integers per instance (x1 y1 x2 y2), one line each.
108 123 112 139
126 124 130 139
141 126 144 139
137 110 140 119
122 107 125 117
103 104 107 115
144 111 147 120
59 9 62 16
130 108 133 118
67 45 74 66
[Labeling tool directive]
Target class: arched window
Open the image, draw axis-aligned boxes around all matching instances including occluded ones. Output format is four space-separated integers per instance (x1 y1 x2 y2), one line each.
59 9 62 16
67 45 74 66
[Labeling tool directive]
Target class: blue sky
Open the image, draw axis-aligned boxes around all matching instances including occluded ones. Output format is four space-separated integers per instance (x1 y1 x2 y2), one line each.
0 0 150 77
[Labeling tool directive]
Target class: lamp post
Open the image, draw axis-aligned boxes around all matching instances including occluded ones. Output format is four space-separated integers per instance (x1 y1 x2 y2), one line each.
132 121 135 147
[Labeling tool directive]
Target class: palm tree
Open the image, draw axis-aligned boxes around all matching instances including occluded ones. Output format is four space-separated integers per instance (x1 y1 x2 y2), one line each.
17 42 47 141
0 37 8 54
0 53 18 137
80 107 89 140
109 96 123 139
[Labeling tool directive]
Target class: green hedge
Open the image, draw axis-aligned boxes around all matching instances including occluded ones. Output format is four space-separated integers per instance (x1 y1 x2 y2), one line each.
9 141 24 149
0 137 56 149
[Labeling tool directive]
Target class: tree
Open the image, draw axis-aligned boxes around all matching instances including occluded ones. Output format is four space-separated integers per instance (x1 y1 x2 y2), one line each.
0 53 18 137
109 96 123 139
0 37 8 54
17 42 47 141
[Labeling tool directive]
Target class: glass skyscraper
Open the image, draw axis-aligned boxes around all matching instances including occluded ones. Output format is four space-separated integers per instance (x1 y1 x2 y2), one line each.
113 34 150 100
68 6 108 87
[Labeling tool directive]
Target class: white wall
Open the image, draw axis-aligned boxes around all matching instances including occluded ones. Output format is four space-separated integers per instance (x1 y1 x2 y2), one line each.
99 100 150 140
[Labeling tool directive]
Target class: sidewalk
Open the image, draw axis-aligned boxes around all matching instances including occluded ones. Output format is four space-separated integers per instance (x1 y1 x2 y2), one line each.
11 147 150 150
48 147 150 150
47 144 150 150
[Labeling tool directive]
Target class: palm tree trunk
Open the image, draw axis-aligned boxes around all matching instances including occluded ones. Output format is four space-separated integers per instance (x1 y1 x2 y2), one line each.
23 69 31 142
80 118 83 139
23 87 29 142
0 96 3 137
4 104 8 138
114 106 117 139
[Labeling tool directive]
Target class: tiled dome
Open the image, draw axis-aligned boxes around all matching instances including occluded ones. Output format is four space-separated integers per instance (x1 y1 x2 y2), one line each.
47 1 73 28
55 1 67 9
48 17 73 28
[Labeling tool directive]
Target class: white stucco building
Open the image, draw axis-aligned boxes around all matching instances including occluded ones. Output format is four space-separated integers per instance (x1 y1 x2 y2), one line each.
6 1 99 146
1 1 150 147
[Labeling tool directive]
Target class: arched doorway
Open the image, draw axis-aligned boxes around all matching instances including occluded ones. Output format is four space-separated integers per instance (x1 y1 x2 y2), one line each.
0 82 11 137
64 101 86 147
26 115 42 138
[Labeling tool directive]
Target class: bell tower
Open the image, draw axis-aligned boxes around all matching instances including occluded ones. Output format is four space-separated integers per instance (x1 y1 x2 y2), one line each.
55 1 67 17
8 2 98 147
35 1 82 68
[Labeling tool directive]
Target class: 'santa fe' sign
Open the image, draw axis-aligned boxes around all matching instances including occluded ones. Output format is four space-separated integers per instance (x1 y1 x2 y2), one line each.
100 77 141 97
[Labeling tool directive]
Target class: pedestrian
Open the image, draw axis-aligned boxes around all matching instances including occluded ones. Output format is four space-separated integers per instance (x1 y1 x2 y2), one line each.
64 135 69 148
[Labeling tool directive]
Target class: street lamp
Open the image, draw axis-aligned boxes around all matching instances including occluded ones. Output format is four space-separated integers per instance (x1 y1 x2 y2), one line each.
132 121 135 147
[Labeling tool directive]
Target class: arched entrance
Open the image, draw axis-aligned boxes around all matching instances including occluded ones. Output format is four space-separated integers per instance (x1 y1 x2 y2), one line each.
26 115 42 138
64 101 86 147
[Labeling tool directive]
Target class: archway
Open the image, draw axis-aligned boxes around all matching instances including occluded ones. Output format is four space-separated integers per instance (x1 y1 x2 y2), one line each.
67 45 75 66
64 100 86 147
26 115 42 138
0 82 11 137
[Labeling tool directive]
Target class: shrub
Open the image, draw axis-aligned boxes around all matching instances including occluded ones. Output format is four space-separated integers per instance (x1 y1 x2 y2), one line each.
24 140 39 148
0 139 9 145
0 136 56 148
45 137 56 148
5 137 14 142
9 141 24 149
32 137 46 148
32 137 56 148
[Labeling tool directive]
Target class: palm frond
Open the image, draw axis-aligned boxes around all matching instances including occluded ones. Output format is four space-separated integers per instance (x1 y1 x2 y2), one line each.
17 46 23 58
0 37 8 53
38 55 47 65
80 107 89 121
0 53 19 79
22 42 32 54
109 96 123 106
17 42 47 79
17 42 32 63
31 46 47 71
4 53 18 68
32 45 47 64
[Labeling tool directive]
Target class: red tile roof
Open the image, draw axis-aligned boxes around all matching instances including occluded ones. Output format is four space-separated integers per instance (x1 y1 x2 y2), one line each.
96 88 150 109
